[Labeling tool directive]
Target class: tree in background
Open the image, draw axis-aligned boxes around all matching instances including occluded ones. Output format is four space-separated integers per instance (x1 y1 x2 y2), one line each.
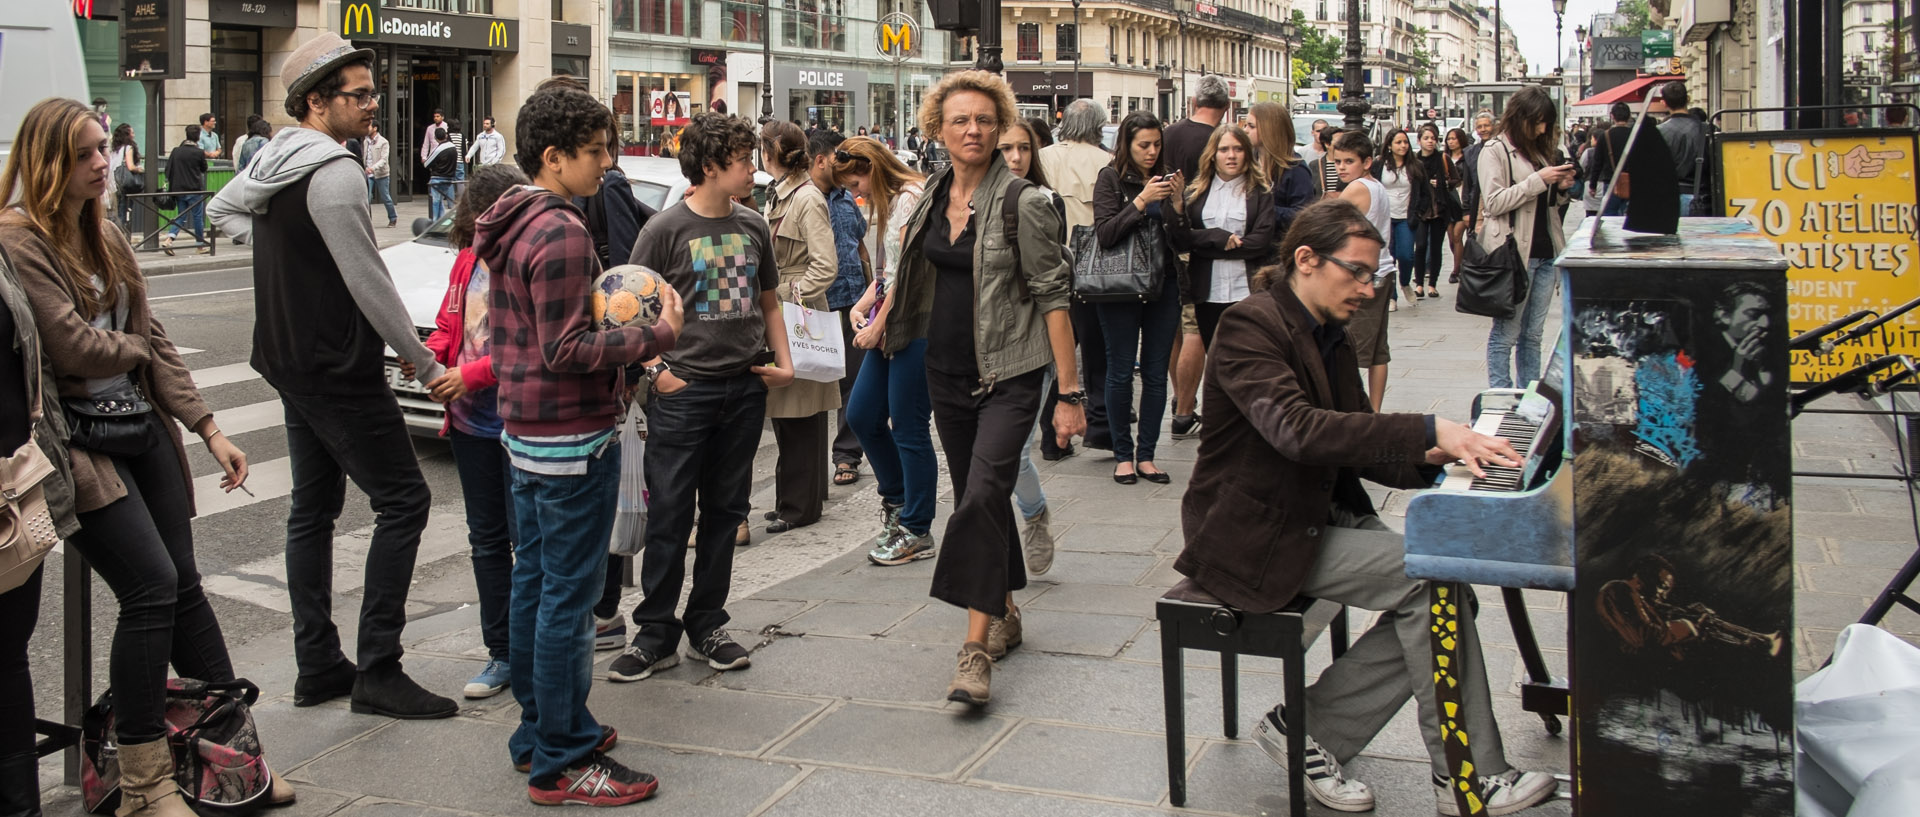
1292 10 1345 89
1612 0 1655 38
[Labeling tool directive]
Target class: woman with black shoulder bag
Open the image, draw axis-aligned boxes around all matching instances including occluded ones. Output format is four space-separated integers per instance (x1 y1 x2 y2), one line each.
1 98 291 817
1089 111 1183 486
1475 86 1576 389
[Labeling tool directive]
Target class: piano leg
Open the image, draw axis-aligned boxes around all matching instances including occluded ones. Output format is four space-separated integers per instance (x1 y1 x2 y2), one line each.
1502 587 1566 736
1221 650 1239 739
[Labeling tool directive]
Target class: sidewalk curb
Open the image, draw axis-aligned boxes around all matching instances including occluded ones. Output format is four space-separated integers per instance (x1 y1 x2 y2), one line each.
140 255 253 277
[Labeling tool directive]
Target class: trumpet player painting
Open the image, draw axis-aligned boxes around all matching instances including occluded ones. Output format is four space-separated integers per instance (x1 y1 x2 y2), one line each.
1560 218 1794 816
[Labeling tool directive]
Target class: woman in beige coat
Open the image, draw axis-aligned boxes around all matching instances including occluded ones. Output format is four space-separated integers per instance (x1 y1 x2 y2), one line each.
1475 86 1576 389
759 121 841 532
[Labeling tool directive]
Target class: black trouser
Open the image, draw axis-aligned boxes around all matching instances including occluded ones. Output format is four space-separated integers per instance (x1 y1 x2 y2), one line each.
1041 299 1108 455
0 565 42 756
1195 301 1233 351
832 308 866 467
66 416 234 743
1412 217 1447 287
771 413 829 525
279 389 431 678
927 367 1044 617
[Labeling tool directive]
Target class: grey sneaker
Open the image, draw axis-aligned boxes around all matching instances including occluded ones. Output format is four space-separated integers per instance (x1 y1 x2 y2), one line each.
1434 769 1557 817
868 529 935 566
946 641 992 705
870 501 903 549
1252 707 1374 812
1021 508 1055 575
986 605 1023 659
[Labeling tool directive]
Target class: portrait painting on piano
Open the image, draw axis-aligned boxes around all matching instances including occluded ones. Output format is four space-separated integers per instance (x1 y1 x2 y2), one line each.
1567 281 1793 816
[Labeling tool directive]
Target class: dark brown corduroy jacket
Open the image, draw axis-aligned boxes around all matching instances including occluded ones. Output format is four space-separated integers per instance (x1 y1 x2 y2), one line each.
1174 284 1436 613
1 213 210 515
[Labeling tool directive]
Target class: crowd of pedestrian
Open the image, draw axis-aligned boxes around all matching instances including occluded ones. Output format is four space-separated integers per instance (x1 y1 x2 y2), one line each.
0 39 1629 816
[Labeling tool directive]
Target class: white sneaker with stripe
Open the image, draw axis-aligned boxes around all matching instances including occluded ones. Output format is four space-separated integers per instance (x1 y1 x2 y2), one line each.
1252 707 1375 812
1434 769 1558 817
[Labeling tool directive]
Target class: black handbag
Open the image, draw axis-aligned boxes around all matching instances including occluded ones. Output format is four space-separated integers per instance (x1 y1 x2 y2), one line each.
1069 219 1167 303
1454 141 1531 320
64 395 155 458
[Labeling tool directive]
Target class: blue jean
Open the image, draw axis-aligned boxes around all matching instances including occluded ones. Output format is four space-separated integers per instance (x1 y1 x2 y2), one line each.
846 339 937 536
449 428 514 661
631 374 767 654
507 441 620 783
429 177 455 219
1012 369 1053 520
1096 274 1181 463
1678 192 1695 215
167 194 204 241
1600 193 1628 217
368 176 397 223
1390 217 1417 289
1486 258 1561 389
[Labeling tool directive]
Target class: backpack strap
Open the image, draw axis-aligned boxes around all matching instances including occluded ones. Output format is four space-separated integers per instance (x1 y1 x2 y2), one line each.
1003 177 1032 301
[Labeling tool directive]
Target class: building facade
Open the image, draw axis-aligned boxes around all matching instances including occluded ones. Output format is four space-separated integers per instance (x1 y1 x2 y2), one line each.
1416 0 1481 117
75 0 603 199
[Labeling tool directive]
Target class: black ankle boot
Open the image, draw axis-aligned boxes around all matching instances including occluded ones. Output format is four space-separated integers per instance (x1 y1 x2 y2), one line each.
351 663 457 720
0 750 43 817
292 659 356 707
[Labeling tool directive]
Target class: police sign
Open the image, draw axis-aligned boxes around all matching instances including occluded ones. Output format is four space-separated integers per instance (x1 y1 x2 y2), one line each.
875 12 919 62
338 6 519 53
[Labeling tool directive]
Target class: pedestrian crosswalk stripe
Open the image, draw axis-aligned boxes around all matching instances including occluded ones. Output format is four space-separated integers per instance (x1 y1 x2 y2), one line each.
189 362 261 390
193 457 292 517
174 346 204 355
179 399 283 439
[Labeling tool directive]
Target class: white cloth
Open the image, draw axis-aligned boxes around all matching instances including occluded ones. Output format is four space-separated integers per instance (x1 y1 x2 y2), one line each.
1379 162 1412 219
1202 174 1251 303
466 129 506 165
1353 175 1397 280
1796 624 1920 817
363 133 391 179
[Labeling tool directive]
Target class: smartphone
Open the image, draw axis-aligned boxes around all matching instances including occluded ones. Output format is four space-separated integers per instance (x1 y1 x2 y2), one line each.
751 349 778 368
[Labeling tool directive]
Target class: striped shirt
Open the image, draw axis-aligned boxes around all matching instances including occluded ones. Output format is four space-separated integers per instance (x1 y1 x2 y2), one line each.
503 427 616 476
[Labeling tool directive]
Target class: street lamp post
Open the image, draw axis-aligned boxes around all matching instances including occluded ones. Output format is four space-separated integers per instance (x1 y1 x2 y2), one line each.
1339 0 1369 130
1574 24 1587 104
1176 0 1194 119
1279 20 1298 103
1552 0 1566 85
761 0 774 121
978 0 1004 72
1073 0 1083 106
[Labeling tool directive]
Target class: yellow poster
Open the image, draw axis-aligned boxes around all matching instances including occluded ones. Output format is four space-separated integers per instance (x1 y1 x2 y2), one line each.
1718 132 1920 383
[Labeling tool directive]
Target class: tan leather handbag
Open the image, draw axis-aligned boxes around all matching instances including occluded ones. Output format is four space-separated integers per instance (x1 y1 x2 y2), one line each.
0 334 59 593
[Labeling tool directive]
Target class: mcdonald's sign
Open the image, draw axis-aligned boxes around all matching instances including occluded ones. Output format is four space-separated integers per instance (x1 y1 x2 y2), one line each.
488 20 509 48
874 12 919 62
341 1 378 37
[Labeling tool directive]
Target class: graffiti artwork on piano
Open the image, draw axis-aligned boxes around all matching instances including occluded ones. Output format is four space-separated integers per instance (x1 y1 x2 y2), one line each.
1568 282 1794 816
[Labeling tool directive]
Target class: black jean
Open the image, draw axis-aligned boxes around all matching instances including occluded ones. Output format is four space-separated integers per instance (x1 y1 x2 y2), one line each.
448 428 514 661
279 390 431 677
927 367 1043 617
771 413 828 525
65 416 234 743
1412 218 1447 287
1195 301 1233 351
0 565 42 756
1040 299 1108 456
832 308 866 467
631 374 767 654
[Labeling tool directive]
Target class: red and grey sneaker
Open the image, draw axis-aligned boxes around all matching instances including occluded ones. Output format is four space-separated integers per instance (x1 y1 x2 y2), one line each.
527 751 657 807
514 725 618 773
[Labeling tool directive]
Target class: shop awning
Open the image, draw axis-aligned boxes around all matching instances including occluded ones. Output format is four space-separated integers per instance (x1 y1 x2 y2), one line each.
1569 75 1685 119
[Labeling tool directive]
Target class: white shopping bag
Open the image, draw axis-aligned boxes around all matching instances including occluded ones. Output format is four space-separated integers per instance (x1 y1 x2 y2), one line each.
608 401 647 556
780 301 845 383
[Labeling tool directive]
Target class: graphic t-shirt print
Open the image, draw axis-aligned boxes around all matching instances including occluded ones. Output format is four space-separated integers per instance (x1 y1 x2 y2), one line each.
688 232 757 320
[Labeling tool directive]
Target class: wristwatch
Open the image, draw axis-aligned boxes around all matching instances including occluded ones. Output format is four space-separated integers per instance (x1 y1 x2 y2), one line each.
643 361 671 380
1056 389 1088 406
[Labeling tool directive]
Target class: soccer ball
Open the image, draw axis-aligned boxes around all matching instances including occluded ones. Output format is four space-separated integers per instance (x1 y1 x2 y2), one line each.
590 265 669 331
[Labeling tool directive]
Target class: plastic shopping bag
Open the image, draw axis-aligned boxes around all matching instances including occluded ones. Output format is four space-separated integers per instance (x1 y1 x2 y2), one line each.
781 301 846 383
609 402 647 556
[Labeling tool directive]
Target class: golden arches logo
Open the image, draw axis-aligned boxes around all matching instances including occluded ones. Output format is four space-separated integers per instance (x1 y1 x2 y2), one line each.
342 2 375 36
489 21 510 48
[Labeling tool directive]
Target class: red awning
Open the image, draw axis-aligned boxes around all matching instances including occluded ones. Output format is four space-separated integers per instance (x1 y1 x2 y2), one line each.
1571 75 1685 114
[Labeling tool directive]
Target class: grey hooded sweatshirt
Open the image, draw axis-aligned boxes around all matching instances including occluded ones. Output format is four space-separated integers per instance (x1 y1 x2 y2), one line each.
209 126 444 390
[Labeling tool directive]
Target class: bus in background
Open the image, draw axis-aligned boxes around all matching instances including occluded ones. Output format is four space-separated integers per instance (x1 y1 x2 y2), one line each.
1 0 91 165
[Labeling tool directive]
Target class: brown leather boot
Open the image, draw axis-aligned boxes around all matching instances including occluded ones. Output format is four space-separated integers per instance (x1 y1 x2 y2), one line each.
112 739 195 817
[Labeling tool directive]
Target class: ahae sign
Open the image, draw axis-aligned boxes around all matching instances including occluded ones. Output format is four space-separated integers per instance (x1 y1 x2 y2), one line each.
122 0 184 80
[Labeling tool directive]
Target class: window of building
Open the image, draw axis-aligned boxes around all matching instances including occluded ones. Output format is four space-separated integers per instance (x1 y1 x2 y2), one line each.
613 0 701 37
1109 25 1119 64
1017 22 1041 61
385 0 494 14
952 33 974 63
1109 95 1122 121
1127 28 1135 65
782 0 849 51
1057 23 1078 60
1318 0 1327 20
721 0 764 43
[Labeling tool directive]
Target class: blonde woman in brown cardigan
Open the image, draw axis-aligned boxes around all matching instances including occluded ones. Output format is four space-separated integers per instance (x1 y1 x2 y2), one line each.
0 98 289 817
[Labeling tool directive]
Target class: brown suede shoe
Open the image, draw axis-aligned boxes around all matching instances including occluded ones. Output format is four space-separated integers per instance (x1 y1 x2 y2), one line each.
947 641 992 705
986 606 1023 660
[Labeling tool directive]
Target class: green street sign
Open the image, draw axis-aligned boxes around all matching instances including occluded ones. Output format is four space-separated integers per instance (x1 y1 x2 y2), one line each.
1641 29 1674 58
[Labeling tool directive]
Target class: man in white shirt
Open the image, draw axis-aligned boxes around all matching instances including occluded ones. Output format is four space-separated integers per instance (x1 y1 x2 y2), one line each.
465 116 507 167
363 122 397 227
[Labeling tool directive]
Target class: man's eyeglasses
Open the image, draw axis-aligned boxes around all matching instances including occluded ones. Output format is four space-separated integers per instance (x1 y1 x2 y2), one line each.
1314 252 1378 284
331 90 381 110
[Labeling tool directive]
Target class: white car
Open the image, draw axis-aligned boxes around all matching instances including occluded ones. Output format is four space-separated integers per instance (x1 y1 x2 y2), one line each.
382 164 774 434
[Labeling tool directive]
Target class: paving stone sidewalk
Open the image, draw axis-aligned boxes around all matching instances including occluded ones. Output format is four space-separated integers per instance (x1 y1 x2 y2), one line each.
42 221 1920 816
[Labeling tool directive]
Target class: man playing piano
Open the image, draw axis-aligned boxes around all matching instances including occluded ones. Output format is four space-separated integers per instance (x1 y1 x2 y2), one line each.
1174 200 1559 815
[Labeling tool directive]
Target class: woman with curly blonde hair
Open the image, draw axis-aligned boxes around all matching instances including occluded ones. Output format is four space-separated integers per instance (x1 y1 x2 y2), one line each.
870 71 1085 706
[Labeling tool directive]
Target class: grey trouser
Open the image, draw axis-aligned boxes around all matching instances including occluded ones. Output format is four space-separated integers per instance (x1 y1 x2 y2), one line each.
1287 506 1509 778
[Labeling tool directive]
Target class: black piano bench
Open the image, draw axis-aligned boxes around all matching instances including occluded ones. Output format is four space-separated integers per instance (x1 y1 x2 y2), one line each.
1158 579 1350 815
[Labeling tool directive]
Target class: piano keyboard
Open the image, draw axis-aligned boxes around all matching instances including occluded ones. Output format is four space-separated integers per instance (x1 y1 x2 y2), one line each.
1438 409 1545 493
